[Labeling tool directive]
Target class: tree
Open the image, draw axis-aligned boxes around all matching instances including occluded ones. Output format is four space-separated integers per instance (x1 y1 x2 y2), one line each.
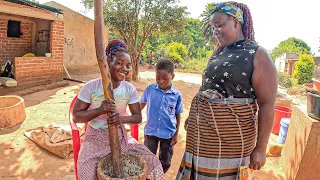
270 37 311 61
82 0 188 80
293 54 315 84
108 28 122 41
184 18 207 59
153 18 207 59
200 3 218 49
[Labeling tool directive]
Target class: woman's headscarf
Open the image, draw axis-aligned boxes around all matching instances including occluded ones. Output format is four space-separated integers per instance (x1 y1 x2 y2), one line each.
208 2 244 25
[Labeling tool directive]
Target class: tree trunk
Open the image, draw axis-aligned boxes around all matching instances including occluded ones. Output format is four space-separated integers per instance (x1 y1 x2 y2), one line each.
132 62 139 81
130 48 140 81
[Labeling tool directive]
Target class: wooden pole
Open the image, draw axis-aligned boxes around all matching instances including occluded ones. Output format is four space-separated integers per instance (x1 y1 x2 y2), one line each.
94 0 124 178
63 64 71 79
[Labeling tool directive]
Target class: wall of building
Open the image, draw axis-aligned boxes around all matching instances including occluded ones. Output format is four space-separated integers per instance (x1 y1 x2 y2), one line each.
45 2 108 73
0 13 33 66
14 20 64 87
14 57 62 87
280 106 320 180
275 59 286 73
46 2 108 72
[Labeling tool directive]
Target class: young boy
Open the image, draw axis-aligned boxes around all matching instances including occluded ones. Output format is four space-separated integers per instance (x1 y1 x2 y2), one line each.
140 58 183 173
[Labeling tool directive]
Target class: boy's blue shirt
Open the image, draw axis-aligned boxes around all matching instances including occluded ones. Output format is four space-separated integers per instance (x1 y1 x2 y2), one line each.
141 83 183 139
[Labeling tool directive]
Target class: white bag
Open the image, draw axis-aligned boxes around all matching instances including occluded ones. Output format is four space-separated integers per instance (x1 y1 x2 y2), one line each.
0 77 17 87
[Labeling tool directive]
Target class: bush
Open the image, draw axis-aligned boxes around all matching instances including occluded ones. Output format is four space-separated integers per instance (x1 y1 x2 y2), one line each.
195 47 207 59
169 51 184 64
180 50 215 73
278 72 293 88
167 42 188 63
153 45 169 64
293 54 315 84
206 50 214 58
182 59 208 72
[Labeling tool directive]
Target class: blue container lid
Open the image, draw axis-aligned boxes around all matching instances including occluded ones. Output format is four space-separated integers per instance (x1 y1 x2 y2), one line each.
280 118 290 128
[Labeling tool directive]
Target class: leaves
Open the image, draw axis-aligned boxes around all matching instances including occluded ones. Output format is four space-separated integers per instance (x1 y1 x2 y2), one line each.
278 72 293 88
167 42 188 63
82 0 188 79
293 54 315 84
270 37 311 61
145 18 208 60
200 3 218 48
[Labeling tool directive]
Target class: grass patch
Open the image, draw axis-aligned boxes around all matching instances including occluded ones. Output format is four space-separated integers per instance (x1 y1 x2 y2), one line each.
182 59 208 73
292 78 303 88
278 72 293 88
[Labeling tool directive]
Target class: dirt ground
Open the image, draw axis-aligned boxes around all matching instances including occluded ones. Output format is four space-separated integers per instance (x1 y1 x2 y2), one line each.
1 68 285 180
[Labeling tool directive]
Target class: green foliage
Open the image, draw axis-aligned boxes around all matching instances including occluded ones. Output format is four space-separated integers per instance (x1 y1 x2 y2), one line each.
182 59 208 72
207 50 214 58
108 28 122 41
200 3 218 48
183 18 207 59
278 72 293 88
145 18 207 60
152 44 168 63
152 42 188 63
167 42 188 61
181 51 212 73
270 37 311 61
293 54 315 84
82 0 188 79
169 52 184 64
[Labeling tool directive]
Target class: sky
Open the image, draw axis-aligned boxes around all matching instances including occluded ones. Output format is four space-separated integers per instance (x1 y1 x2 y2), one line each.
39 0 320 55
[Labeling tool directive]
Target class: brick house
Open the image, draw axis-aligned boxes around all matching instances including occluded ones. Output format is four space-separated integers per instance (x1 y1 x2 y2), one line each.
275 53 300 77
44 1 108 74
275 53 320 78
0 0 64 92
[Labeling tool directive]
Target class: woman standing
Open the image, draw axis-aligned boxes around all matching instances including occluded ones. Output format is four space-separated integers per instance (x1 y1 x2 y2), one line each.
177 2 277 179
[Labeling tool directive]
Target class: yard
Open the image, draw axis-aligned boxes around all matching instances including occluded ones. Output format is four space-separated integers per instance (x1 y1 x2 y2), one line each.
0 67 289 180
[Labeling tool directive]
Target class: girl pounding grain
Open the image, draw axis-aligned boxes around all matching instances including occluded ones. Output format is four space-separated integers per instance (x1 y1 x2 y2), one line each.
177 2 278 179
73 40 164 180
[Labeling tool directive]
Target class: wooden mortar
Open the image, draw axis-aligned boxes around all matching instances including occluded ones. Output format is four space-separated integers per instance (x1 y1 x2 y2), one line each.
97 153 147 180
0 95 26 128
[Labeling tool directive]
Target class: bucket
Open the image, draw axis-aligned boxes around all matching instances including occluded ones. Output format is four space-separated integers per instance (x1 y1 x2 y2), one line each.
307 92 320 121
277 118 290 144
272 106 292 135
130 125 139 141
312 78 320 91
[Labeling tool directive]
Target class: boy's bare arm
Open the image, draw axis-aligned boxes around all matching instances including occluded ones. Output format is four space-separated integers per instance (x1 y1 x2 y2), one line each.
170 113 181 145
140 102 147 110
175 113 181 135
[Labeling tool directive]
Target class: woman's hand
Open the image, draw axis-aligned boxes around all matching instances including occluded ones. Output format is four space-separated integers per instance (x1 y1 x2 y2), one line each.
107 112 122 126
249 147 266 170
97 99 117 115
184 117 189 130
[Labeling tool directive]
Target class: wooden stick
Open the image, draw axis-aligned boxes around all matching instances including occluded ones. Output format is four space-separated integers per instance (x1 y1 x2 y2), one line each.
94 0 124 178
63 64 71 79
